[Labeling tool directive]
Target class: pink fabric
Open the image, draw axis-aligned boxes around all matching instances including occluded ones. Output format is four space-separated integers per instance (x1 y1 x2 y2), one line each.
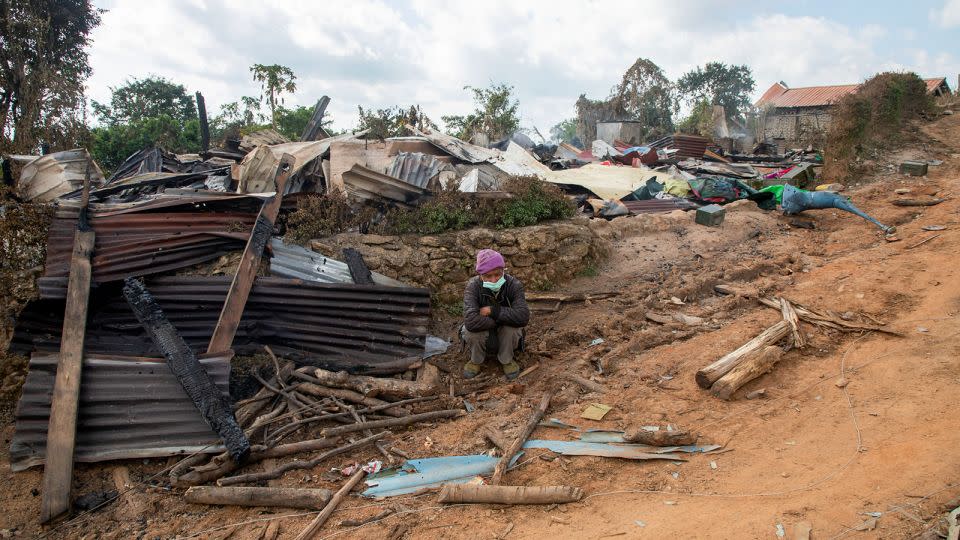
475 249 505 274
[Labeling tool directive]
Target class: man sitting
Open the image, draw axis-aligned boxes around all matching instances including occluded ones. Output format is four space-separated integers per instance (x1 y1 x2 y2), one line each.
462 249 529 380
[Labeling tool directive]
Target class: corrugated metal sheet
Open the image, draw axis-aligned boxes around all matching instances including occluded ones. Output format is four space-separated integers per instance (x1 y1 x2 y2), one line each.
39 196 264 296
268 238 407 287
342 164 429 206
14 276 431 373
649 135 708 160
16 149 106 202
409 129 498 164
387 152 445 188
10 351 231 471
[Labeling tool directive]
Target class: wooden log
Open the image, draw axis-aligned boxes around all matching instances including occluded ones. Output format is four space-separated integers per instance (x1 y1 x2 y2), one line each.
491 392 552 485
695 321 790 389
342 247 374 285
40 167 95 524
299 96 330 142
184 486 332 509
312 367 441 399
622 428 696 446
293 469 366 540
261 520 280 540
217 432 387 486
294 379 404 417
320 409 463 438
207 154 296 354
195 91 210 152
711 346 784 400
891 198 945 207
779 297 805 348
563 374 607 394
438 484 583 505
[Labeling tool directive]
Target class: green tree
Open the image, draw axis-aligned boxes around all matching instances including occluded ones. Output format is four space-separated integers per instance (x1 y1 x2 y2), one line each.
0 0 101 154
442 83 520 142
91 76 196 125
357 104 437 140
549 118 579 145
677 99 715 137
90 116 200 174
610 58 675 136
676 62 755 120
250 63 297 128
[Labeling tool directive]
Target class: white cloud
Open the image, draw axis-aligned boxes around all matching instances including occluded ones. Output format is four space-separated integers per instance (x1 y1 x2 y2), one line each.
930 0 960 28
86 0 959 135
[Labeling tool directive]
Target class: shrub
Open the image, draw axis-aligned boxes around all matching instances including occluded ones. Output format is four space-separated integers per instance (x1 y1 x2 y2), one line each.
824 72 935 183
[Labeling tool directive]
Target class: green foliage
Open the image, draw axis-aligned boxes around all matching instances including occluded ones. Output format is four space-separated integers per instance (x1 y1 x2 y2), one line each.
91 76 196 125
0 194 54 326
284 191 368 244
442 83 520 142
577 264 599 278
824 72 934 183
90 115 201 174
676 62 755 120
356 104 437 140
550 118 579 146
497 176 575 228
250 64 297 128
0 0 101 154
677 99 715 136
273 105 315 140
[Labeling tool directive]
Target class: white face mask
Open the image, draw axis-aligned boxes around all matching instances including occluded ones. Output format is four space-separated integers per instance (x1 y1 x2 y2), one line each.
482 276 506 293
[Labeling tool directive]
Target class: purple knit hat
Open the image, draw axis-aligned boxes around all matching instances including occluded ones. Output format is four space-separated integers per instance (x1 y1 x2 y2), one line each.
475 249 505 274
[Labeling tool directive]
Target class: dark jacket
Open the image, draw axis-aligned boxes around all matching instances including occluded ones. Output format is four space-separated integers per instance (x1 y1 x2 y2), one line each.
463 274 529 333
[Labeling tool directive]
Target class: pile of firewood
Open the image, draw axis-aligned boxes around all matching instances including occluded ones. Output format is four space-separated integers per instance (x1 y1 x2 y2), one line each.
170 355 462 488
697 291 899 399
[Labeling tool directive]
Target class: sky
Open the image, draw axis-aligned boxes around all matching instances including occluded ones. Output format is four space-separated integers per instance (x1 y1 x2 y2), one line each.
86 0 960 135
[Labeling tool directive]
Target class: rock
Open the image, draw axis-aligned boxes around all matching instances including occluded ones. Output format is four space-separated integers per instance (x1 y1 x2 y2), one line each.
511 253 535 268
359 234 399 245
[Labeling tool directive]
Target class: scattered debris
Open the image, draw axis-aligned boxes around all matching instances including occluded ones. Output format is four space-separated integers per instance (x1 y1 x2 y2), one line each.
892 198 945 207
184 486 332 509
580 403 613 420
523 440 685 461
438 484 583 505
899 161 929 176
695 204 725 227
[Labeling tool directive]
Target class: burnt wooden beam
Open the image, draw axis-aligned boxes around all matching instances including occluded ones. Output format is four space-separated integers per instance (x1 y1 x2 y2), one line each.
40 163 95 523
123 278 250 462
300 96 331 142
196 91 210 152
342 247 374 285
207 154 295 354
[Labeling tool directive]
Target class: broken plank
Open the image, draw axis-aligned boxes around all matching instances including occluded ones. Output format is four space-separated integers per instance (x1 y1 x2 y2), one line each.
40 164 95 524
207 154 295 354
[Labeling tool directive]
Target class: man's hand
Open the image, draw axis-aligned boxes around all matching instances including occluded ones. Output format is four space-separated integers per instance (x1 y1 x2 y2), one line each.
479 306 492 317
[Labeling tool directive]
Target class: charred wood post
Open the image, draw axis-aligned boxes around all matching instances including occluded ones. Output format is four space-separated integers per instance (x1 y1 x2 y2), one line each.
196 91 210 152
342 247 374 285
123 278 250 462
300 96 331 142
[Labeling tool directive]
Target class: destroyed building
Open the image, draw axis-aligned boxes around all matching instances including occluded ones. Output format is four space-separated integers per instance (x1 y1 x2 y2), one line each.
755 77 952 150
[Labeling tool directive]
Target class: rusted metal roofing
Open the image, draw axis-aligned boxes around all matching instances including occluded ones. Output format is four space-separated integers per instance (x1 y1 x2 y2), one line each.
342 164 429 206
387 152 446 188
757 78 950 109
15 276 431 373
10 351 231 471
648 135 708 160
15 149 106 202
39 195 266 295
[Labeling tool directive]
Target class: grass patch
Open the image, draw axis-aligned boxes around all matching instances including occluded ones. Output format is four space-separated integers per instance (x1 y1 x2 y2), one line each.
577 264 599 278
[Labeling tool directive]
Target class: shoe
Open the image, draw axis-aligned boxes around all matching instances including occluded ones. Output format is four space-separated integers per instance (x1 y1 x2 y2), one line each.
462 362 482 379
502 361 520 381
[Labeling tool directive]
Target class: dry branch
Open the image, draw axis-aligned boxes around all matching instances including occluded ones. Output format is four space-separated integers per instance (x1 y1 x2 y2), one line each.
218 431 387 486
779 297 805 348
491 392 552 485
758 297 899 335
320 409 463 438
173 437 338 487
293 469 367 540
311 367 441 399
563 374 607 394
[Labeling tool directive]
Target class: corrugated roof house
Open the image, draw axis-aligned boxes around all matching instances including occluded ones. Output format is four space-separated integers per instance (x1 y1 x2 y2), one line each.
755 77 951 149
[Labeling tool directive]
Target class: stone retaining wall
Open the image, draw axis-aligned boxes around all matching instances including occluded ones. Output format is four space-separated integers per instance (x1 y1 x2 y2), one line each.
311 219 609 303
